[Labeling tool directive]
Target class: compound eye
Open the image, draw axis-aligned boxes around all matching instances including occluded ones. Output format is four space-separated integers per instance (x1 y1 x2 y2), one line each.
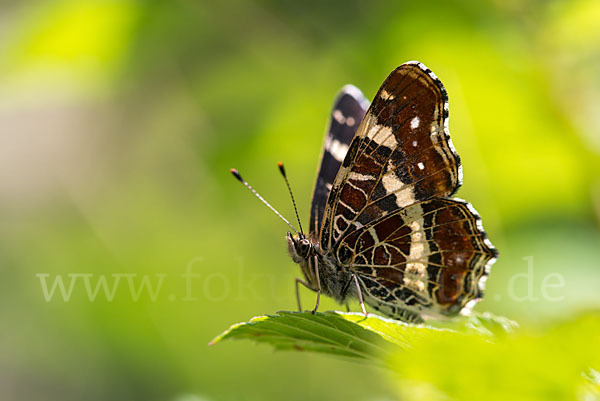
297 239 311 256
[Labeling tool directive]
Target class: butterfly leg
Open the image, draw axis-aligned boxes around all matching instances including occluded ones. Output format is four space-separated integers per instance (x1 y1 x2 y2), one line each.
295 277 311 312
340 275 353 301
352 274 368 317
311 255 321 314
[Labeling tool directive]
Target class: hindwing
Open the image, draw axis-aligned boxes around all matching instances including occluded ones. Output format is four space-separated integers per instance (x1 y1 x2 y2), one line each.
336 198 497 317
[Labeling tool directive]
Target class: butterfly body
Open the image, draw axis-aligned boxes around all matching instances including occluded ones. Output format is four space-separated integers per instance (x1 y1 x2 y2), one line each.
287 61 497 323
287 232 356 302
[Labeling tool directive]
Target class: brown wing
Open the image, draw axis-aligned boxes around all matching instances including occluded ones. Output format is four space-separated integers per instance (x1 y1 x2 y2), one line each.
320 62 461 251
337 198 497 317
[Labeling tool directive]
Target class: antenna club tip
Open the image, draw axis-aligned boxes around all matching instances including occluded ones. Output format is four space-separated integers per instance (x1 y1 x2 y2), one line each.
230 168 242 181
277 161 286 176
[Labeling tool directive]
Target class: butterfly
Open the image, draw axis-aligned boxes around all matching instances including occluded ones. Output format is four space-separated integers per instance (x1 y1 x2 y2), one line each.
232 61 497 323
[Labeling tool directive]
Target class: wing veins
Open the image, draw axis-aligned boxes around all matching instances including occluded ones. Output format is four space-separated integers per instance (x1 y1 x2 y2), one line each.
333 163 460 248
320 70 420 246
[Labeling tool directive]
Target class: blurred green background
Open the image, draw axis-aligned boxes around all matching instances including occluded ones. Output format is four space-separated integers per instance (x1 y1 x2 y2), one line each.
1 0 599 400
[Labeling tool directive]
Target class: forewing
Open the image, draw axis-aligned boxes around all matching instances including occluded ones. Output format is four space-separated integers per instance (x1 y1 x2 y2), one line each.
337 198 497 317
320 62 461 250
309 85 369 235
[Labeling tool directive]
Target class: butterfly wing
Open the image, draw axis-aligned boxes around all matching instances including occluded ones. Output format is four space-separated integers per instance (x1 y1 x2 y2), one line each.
309 85 369 235
337 198 497 318
319 62 496 318
320 61 461 250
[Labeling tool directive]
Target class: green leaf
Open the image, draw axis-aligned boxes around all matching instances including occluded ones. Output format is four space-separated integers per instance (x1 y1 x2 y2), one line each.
210 310 515 364
210 311 393 362
387 313 600 401
213 311 600 399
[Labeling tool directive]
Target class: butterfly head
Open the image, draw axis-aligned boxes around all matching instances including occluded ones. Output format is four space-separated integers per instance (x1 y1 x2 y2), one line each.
286 232 312 262
286 232 319 289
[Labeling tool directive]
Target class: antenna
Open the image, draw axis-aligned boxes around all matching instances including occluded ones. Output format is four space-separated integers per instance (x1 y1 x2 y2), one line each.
277 162 305 236
230 168 299 235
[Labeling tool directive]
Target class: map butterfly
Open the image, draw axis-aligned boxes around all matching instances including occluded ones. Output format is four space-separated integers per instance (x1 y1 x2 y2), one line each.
232 61 498 322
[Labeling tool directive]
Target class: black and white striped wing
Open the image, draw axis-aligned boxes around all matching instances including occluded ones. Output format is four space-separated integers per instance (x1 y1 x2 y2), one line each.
309 85 369 235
